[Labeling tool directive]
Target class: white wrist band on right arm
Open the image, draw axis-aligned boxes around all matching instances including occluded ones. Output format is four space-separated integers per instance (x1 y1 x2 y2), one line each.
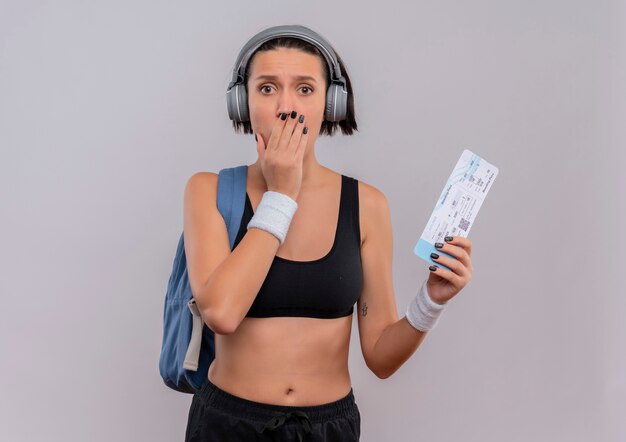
246 191 298 245
405 279 447 332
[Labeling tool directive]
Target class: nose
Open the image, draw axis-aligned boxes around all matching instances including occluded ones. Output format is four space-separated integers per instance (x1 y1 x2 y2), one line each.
277 90 297 115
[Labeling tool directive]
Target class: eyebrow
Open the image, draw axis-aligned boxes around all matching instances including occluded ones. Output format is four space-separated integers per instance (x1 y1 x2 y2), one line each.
253 74 318 84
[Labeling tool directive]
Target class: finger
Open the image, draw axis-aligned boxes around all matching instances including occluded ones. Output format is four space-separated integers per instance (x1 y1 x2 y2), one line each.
277 110 299 151
445 235 472 257
268 112 289 151
295 125 308 159
435 241 470 268
430 251 469 277
255 132 266 156
428 264 463 289
288 114 306 156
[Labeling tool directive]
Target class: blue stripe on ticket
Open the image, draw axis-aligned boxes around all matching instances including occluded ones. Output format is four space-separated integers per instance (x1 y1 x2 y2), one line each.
414 238 456 272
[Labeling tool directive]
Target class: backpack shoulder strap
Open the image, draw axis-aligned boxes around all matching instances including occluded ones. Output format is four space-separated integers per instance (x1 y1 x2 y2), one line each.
217 165 248 250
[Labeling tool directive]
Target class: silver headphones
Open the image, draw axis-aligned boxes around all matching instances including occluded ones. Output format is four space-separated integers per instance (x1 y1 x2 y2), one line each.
226 24 348 123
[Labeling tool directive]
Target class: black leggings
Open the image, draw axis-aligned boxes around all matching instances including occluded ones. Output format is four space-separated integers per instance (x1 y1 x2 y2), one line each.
185 377 361 441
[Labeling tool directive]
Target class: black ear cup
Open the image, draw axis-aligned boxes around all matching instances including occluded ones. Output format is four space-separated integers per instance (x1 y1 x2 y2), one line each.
325 83 348 122
226 83 250 122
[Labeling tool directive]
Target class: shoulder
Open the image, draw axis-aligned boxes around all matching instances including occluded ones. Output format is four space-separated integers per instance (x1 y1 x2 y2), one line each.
185 171 218 195
356 178 389 211
355 178 391 244
186 171 218 186
183 172 220 212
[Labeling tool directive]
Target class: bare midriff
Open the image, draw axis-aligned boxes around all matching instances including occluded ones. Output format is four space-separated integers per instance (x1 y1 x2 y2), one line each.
208 314 353 406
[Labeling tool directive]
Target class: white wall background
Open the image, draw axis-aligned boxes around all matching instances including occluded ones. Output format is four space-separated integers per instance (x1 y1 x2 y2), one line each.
1 1 624 441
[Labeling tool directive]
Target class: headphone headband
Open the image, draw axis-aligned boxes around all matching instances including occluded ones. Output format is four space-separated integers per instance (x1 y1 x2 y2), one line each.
227 25 346 90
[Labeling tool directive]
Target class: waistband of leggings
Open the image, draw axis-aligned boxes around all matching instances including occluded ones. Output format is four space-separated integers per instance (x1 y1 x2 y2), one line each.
196 377 358 424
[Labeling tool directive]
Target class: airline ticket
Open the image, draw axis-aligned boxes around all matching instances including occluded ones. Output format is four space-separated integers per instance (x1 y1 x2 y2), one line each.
413 149 499 271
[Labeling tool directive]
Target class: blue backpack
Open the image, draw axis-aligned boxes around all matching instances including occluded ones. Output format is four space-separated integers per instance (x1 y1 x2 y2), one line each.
159 165 248 393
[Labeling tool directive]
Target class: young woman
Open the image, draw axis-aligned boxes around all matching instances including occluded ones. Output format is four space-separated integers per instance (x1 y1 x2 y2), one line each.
183 24 474 441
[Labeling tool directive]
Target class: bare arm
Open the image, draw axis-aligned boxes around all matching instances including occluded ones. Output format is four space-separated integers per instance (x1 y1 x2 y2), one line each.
185 111 309 334
366 317 429 379
356 182 431 379
356 180 474 378
183 172 280 335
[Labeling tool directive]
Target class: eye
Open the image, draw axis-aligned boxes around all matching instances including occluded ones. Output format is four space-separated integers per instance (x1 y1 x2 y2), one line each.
300 86 313 95
259 85 273 94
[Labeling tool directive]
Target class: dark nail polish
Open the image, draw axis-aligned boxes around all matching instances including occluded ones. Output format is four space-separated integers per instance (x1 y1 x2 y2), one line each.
254 134 257 142
281 112 287 120
445 236 453 242
431 253 439 259
290 110 297 119
429 265 437 271
299 114 305 123
303 127 308 134
435 242 443 248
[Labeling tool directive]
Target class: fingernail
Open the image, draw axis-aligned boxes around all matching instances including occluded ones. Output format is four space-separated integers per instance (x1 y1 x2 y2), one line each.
429 265 438 271
290 110 297 119
430 253 439 259
281 112 287 120
254 134 257 142
303 127 308 134
445 236 453 242
435 242 443 248
299 114 305 123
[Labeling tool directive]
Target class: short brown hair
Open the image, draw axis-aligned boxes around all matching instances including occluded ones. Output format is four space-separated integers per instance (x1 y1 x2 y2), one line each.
231 36 358 136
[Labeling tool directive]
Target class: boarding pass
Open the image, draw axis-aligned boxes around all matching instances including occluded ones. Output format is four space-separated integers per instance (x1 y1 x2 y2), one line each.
414 149 499 271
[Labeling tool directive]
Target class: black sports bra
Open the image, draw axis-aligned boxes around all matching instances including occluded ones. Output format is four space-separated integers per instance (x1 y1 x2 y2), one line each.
231 174 363 319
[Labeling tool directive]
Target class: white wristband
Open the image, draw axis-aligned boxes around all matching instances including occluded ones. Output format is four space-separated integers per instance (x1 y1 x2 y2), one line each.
246 191 298 245
405 280 447 332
